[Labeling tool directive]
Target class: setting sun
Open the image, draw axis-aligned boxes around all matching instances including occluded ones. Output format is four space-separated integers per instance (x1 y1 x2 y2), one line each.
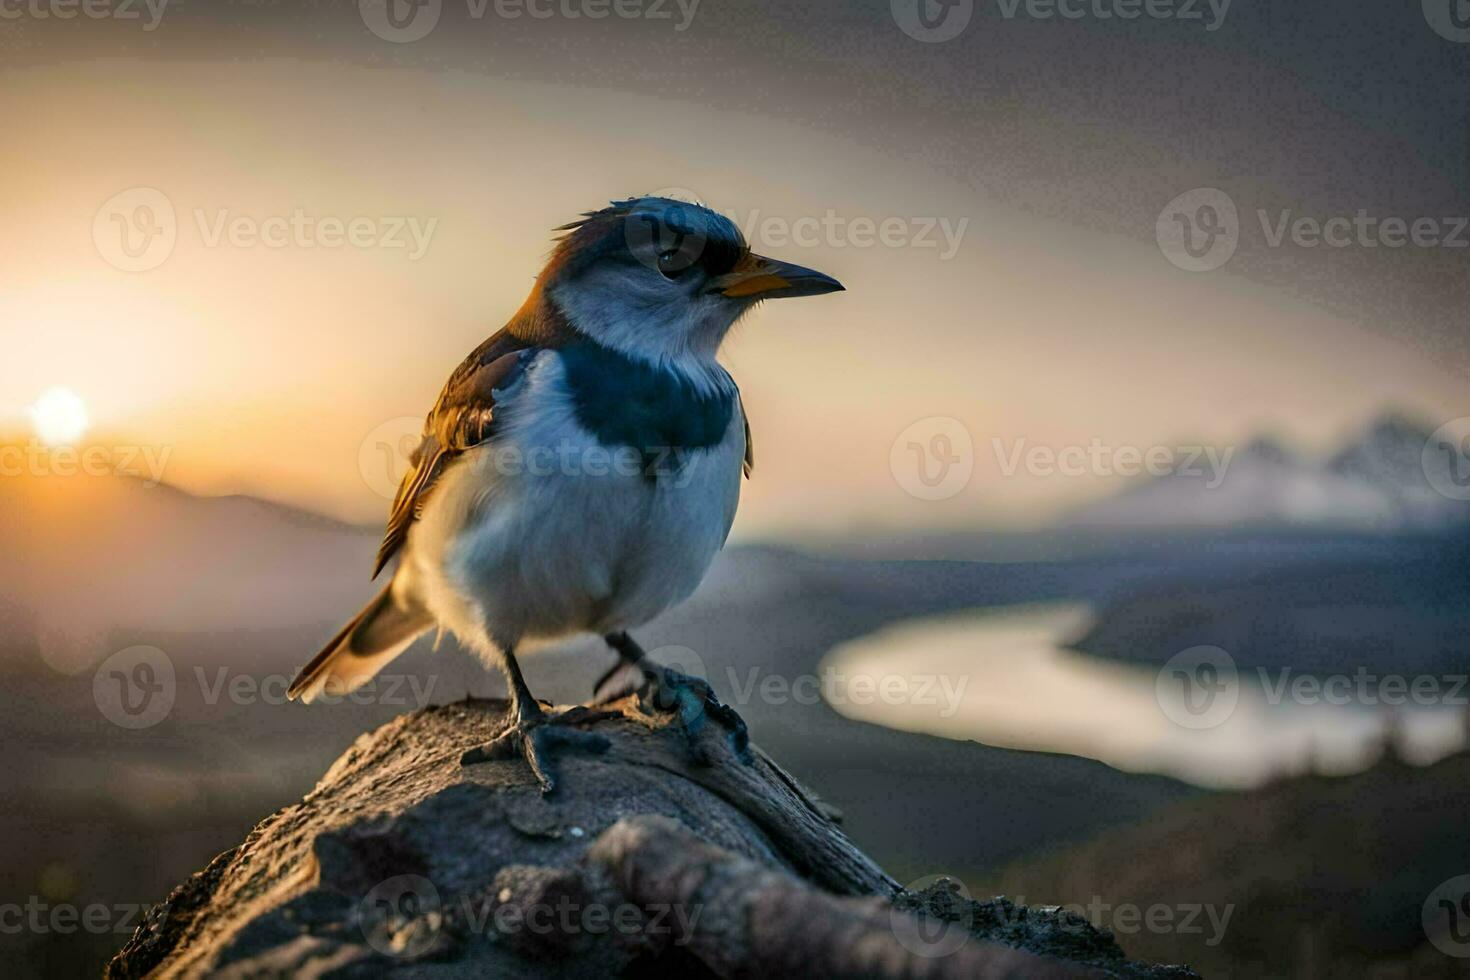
28 386 91 447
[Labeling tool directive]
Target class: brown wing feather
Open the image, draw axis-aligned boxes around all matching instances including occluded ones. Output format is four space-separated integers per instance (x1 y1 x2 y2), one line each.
371 330 538 578
742 412 754 478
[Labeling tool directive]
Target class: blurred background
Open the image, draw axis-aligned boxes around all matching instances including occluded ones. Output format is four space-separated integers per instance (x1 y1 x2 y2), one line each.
2 1 1469 976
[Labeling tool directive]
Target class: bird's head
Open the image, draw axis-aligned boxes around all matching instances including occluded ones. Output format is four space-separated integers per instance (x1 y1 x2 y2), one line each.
531 197 843 367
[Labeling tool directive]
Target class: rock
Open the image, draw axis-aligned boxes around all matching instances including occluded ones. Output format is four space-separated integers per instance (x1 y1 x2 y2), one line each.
106 696 1198 978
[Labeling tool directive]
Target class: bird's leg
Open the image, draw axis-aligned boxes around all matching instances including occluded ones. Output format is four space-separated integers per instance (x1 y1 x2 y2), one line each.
600 631 752 766
460 646 614 793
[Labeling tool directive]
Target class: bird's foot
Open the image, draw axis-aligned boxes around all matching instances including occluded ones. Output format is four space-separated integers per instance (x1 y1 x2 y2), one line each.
637 664 753 767
460 703 615 793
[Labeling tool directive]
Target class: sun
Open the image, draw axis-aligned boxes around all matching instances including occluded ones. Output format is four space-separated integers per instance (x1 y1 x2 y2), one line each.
28 386 91 447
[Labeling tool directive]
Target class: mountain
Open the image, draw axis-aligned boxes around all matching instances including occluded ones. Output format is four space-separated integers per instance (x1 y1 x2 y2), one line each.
1067 414 1469 532
1329 413 1467 529
0 465 380 674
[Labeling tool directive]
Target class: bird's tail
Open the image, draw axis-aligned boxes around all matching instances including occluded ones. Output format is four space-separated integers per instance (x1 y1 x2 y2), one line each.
287 583 433 704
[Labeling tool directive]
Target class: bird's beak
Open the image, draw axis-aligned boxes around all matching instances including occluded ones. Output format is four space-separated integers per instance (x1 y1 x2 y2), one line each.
713 253 845 299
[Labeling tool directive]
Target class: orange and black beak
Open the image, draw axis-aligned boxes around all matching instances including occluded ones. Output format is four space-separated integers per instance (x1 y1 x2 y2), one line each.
712 252 844 299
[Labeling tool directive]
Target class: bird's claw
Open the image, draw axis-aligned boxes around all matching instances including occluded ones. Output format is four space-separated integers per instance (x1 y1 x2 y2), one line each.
638 665 753 767
460 704 615 793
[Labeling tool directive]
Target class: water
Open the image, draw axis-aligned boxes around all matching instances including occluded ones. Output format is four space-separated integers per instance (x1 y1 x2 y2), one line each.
821 603 1469 789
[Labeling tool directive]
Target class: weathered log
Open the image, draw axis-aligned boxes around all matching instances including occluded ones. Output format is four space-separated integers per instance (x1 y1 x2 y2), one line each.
106 696 1198 978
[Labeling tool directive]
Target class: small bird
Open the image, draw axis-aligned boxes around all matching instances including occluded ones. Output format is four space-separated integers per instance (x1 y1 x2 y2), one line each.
288 197 843 790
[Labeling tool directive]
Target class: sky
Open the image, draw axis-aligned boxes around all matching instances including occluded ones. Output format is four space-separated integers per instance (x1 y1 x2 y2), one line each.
1 0 1466 541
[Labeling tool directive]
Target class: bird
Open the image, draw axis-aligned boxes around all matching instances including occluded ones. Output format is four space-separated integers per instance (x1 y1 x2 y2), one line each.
287 196 843 791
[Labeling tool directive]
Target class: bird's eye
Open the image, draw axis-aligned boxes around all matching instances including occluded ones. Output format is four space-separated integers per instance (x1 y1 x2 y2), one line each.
656 248 688 279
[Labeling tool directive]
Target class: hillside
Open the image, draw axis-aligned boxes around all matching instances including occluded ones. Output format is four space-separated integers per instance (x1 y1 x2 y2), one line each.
989 741 1470 978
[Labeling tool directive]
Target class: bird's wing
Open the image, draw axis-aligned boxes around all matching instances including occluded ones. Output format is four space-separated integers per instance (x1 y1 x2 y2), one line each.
372 331 536 578
742 411 754 478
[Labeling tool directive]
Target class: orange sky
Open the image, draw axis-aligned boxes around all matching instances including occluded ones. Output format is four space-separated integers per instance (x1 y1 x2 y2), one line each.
2 56 1465 542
